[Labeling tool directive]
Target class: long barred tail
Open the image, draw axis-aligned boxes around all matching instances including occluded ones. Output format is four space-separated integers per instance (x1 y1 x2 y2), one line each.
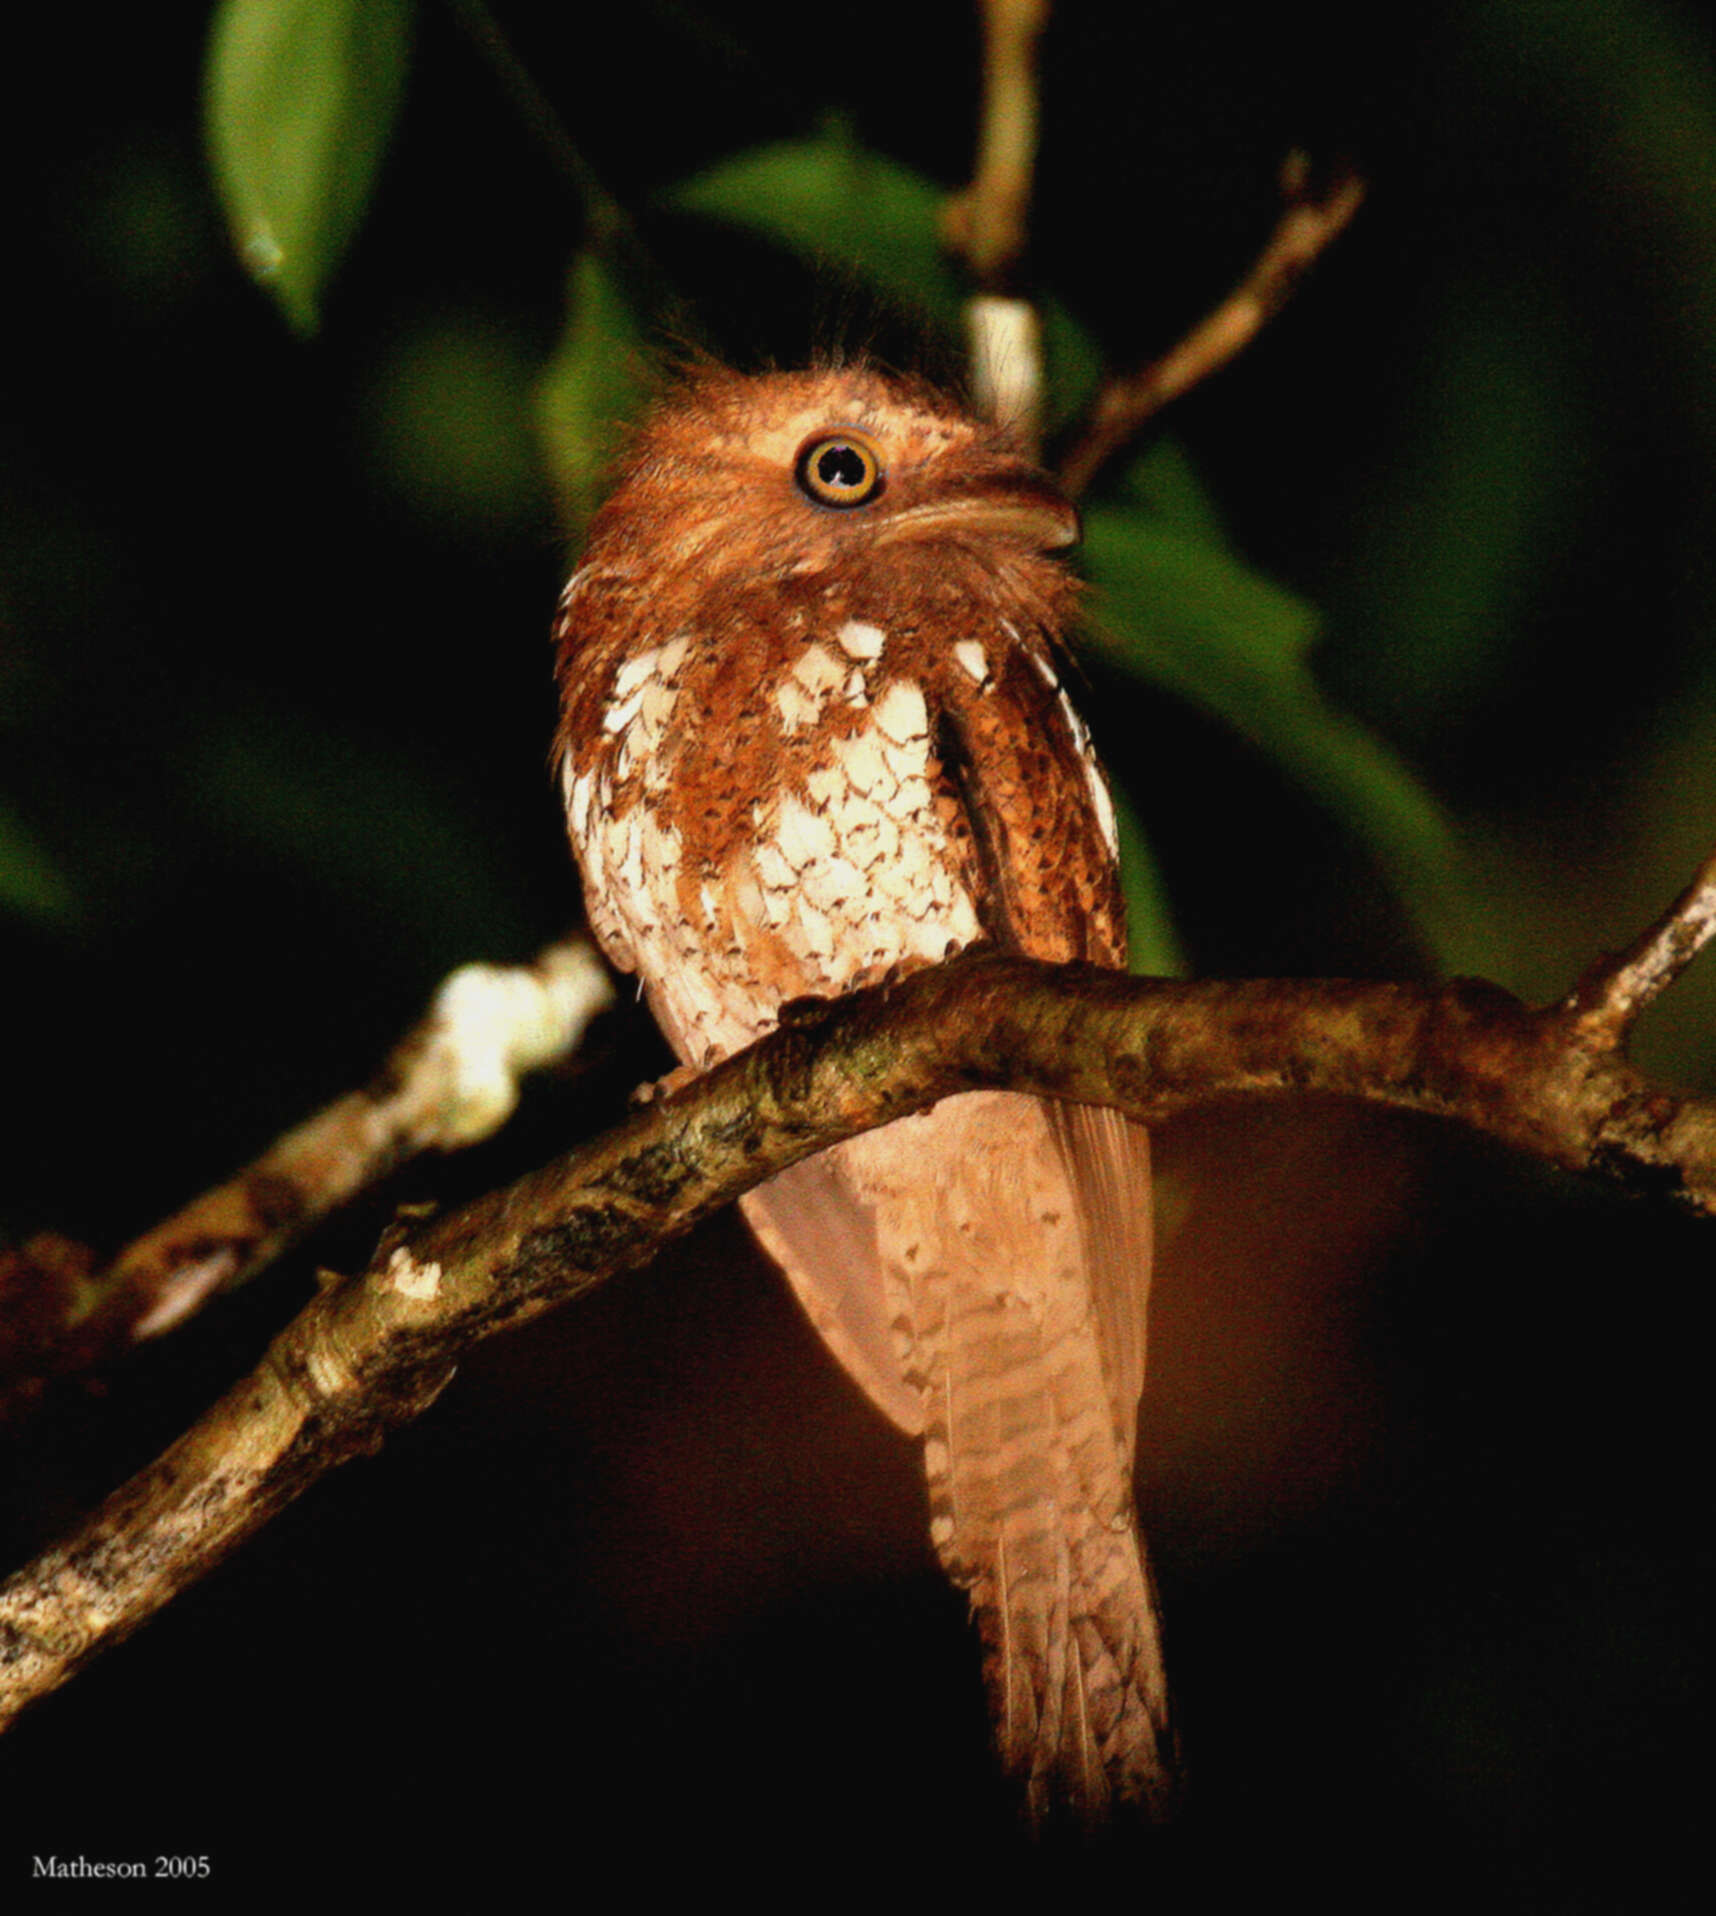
848 1090 1177 1823
921 1228 1176 1823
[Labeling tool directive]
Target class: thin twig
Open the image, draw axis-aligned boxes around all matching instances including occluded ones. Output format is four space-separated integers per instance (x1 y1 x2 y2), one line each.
943 0 1052 452
942 0 1051 289
442 0 627 249
4 902 1716 1728
1563 846 1716 1050
440 0 683 330
1056 159 1367 498
0 937 613 1395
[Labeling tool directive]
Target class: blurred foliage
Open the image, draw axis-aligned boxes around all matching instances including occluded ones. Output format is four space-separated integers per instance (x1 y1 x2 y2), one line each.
1085 452 1458 959
205 0 411 332
5 6 1716 1892
670 124 1104 434
671 126 970 332
0 804 77 927
535 250 652 529
189 23 1474 982
7 0 1716 1094
362 308 547 536
191 695 538 964
1111 782 1186 977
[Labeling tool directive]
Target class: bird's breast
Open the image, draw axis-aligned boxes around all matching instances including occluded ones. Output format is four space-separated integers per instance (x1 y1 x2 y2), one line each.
563 595 1011 1065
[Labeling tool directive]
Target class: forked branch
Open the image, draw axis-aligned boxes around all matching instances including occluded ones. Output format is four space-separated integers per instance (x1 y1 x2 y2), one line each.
1564 845 1716 1052
0 938 612 1410
3 845 1715 1729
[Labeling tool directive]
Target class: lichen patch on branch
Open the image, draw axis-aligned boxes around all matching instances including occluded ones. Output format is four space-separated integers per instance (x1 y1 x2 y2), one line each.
385 1247 443 1301
0 936 614 1406
4 883 1716 1736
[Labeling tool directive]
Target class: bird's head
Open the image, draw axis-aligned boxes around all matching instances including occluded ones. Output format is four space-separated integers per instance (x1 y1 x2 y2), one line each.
577 364 1079 595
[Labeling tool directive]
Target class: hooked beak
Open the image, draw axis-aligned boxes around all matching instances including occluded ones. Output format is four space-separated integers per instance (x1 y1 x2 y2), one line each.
877 466 1081 553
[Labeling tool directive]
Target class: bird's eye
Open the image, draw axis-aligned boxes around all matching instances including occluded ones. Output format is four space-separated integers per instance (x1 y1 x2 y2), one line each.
795 431 884 508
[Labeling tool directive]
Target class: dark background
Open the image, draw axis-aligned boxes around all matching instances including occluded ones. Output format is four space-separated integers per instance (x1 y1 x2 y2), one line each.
2 1 1712 1900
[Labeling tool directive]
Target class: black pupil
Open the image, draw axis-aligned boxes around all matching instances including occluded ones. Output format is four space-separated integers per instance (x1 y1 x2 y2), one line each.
816 444 867 489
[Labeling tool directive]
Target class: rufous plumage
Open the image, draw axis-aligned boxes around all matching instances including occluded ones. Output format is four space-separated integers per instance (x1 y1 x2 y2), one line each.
554 363 1173 1821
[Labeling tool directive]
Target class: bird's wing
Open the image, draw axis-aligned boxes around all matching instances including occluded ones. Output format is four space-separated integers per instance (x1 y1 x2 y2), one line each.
931 639 1155 1458
1047 1100 1153 1475
740 634 1154 1462
741 1165 923 1434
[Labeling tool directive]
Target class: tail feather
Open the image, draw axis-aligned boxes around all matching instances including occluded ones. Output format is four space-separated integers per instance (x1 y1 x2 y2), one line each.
948 1353 1176 1823
841 1088 1177 1822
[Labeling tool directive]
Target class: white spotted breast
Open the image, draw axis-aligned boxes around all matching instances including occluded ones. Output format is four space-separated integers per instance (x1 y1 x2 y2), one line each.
564 600 1012 1064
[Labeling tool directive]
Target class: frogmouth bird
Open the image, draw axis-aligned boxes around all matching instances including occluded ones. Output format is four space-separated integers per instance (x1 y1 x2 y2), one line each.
553 363 1173 1822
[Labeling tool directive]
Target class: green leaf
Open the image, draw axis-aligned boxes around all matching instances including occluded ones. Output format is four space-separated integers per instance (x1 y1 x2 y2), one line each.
1115 437 1229 547
535 251 652 530
194 699 531 965
367 311 545 536
0 801 79 927
673 126 964 329
1087 508 1319 677
1037 299 1105 441
1111 784 1187 977
1084 504 1462 954
204 0 411 333
668 127 1102 431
